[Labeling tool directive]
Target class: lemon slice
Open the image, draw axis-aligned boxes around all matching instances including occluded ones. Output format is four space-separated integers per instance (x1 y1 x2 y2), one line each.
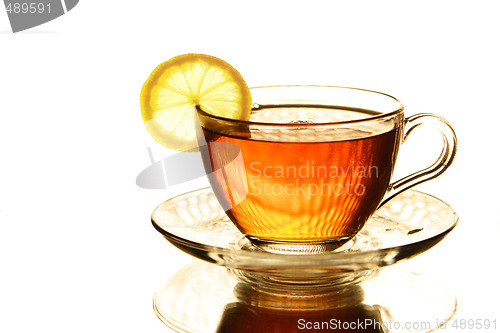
140 54 251 151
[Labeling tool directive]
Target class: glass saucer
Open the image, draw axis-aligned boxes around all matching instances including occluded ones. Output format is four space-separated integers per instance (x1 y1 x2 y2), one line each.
151 188 458 273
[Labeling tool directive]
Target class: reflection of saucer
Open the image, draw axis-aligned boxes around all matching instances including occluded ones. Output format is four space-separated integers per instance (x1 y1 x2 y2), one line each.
152 188 457 272
153 262 457 333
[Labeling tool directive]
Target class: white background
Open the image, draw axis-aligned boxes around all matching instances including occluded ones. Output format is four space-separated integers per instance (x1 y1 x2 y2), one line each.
1 1 499 332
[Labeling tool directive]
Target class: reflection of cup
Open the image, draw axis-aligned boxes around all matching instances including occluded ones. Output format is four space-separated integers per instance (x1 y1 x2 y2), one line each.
216 282 385 333
198 86 456 253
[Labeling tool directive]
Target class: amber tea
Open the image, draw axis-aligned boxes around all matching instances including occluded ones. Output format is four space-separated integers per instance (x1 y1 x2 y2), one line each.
200 105 401 246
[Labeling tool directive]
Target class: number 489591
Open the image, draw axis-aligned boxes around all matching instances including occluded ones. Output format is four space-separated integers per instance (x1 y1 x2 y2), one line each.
451 318 497 330
6 2 51 14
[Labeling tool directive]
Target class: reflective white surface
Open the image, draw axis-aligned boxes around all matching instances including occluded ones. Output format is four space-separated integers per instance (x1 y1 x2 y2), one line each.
1 1 499 332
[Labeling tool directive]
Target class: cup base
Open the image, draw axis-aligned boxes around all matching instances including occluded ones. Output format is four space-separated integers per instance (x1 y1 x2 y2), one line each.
246 236 352 254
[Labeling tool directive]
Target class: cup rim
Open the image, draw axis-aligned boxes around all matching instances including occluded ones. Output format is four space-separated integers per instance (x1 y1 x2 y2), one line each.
196 85 405 127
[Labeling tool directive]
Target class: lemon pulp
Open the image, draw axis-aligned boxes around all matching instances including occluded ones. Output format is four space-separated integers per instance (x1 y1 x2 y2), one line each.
141 54 251 151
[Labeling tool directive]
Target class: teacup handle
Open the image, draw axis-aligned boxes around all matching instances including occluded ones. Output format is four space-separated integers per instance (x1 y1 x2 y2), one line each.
379 113 457 207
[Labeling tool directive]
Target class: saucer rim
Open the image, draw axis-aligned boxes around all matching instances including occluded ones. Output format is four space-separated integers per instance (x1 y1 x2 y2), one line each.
151 188 458 265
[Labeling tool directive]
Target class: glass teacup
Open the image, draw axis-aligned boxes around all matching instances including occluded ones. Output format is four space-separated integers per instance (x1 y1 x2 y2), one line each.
197 86 456 253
